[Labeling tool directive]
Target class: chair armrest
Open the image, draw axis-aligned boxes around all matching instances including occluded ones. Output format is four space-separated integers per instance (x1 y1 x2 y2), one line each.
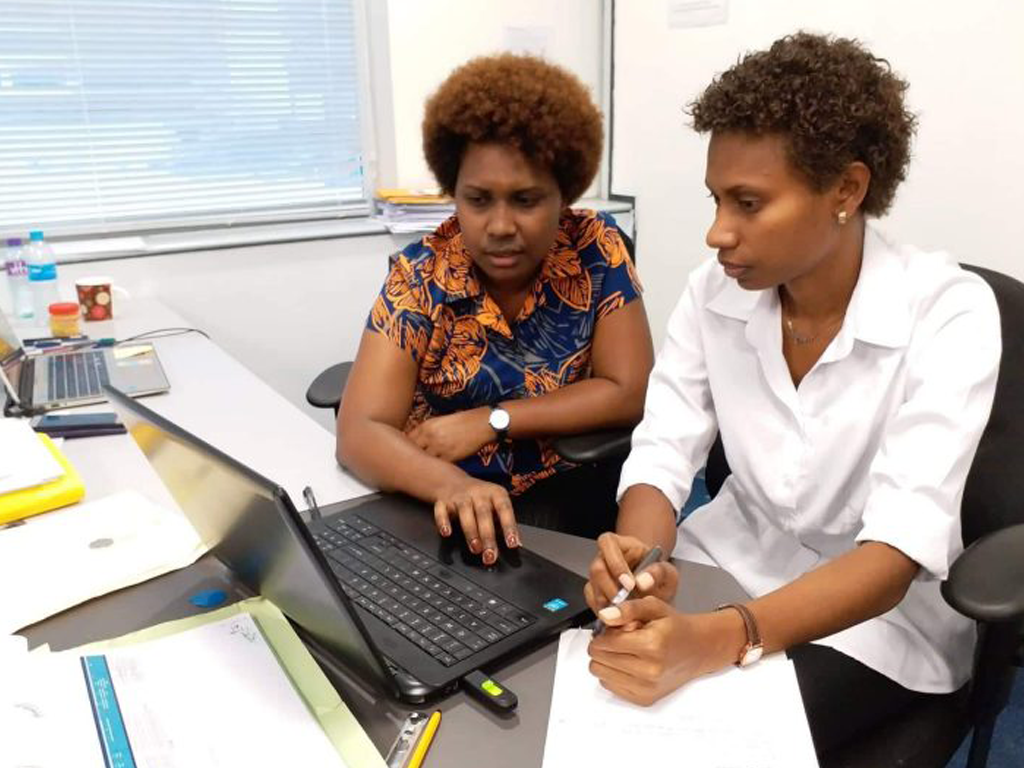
552 427 633 464
305 361 354 411
941 523 1024 623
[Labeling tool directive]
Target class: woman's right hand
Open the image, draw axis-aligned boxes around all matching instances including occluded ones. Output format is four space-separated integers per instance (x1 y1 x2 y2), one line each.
433 476 520 565
584 533 679 613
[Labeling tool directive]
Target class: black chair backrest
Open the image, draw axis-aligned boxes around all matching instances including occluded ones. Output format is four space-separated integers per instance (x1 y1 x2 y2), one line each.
958 264 1024 545
705 432 730 499
702 264 1024 547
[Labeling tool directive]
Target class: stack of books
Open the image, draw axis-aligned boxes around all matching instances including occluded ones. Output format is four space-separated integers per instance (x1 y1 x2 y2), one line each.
373 188 455 234
0 419 84 524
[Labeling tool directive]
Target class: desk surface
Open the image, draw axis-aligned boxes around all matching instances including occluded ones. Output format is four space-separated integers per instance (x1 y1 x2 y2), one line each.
21 512 746 768
6 296 372 508
6 296 747 767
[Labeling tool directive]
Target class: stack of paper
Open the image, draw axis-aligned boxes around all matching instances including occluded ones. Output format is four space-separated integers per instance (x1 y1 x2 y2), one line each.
3 601 386 768
0 420 85 523
0 419 64 494
543 628 819 768
373 187 455 234
0 489 208 634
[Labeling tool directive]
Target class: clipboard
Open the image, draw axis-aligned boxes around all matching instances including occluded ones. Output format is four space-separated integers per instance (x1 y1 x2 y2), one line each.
70 597 388 768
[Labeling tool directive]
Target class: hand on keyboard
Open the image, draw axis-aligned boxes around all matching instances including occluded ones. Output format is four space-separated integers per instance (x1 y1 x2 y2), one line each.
432 476 521 566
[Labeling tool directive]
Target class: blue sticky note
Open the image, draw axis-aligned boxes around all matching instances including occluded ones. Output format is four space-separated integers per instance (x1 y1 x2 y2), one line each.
189 589 227 609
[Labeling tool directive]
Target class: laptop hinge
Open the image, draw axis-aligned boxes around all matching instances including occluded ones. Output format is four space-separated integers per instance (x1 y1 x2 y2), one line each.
19 354 35 409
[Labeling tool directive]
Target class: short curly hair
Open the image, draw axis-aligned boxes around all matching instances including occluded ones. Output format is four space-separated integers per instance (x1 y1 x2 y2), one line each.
422 54 603 204
689 32 916 216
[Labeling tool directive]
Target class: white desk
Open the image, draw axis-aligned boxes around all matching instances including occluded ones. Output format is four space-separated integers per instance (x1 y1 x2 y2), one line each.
5 299 751 768
5 296 371 511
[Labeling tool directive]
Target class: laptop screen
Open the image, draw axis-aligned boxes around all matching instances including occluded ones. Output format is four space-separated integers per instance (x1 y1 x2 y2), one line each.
104 384 397 697
0 310 26 404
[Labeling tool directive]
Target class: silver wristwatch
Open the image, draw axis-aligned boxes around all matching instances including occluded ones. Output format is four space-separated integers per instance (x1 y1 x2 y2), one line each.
488 405 511 441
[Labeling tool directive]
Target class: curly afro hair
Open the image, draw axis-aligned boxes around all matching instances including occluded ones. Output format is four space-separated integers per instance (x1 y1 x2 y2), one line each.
689 32 916 216
422 54 603 204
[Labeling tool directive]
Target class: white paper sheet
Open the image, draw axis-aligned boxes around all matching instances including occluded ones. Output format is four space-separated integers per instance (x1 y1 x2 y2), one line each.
0 418 65 494
0 489 207 633
542 628 819 768
2 614 349 768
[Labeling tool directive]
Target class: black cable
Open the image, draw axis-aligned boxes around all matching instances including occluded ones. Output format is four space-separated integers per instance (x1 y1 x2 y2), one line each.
115 327 210 344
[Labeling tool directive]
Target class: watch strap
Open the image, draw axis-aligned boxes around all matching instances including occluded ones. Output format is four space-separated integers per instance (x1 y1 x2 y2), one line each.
717 603 762 664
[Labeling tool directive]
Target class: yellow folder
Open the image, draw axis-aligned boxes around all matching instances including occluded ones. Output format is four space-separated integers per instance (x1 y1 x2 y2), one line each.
375 187 451 204
0 433 85 525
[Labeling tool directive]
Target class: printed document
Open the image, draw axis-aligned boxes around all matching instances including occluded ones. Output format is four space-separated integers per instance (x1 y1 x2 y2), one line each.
3 613 350 768
542 628 819 768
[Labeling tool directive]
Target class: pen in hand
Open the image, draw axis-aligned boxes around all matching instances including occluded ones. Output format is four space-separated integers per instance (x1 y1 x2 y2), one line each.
591 545 663 637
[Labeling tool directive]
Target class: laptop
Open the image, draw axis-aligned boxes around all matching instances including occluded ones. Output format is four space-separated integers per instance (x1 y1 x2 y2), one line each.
0 310 169 414
105 385 591 704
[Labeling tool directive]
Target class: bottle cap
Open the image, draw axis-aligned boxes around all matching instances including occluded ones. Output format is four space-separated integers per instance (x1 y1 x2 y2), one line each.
29 230 44 241
48 302 80 316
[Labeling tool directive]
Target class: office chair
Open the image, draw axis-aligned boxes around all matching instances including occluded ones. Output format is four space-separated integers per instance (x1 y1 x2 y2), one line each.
697 264 1024 768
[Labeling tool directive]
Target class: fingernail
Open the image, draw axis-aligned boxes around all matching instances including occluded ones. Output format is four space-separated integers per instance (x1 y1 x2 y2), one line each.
469 538 482 553
440 525 451 537
618 573 635 591
599 606 621 622
506 531 519 547
483 548 496 565
636 572 654 591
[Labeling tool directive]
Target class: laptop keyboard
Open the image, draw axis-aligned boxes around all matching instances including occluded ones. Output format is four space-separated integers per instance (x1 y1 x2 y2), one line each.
46 351 109 401
312 515 537 667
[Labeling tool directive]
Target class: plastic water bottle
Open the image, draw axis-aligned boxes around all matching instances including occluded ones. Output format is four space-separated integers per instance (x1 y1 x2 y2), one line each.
4 237 35 319
23 230 61 320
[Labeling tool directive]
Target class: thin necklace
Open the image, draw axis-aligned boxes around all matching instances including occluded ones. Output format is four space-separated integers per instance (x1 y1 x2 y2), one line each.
782 310 845 345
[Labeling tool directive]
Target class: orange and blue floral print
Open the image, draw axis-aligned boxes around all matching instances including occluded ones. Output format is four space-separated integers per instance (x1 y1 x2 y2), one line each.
367 209 642 495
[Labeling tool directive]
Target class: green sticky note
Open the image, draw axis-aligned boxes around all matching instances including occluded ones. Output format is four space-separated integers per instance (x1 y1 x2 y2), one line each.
482 679 504 696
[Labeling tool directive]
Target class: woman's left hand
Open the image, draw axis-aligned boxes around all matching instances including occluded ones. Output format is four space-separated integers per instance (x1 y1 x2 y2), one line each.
588 596 738 707
408 407 495 462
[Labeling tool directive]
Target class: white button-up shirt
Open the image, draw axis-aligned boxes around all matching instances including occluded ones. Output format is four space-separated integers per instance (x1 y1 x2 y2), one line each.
620 224 1001 693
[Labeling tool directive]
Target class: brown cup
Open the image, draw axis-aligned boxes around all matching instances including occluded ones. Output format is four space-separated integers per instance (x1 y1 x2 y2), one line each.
75 276 115 321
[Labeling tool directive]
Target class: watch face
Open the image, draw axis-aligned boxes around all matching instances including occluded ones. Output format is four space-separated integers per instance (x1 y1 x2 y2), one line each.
739 644 763 667
489 408 510 431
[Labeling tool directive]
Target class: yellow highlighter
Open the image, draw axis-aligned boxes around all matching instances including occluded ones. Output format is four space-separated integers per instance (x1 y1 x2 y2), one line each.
405 710 441 768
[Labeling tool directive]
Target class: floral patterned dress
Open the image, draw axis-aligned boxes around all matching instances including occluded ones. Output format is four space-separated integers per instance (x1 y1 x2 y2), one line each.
367 209 642 494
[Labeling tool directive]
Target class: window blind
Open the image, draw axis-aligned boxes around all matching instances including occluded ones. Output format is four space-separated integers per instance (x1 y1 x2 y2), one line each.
0 0 366 237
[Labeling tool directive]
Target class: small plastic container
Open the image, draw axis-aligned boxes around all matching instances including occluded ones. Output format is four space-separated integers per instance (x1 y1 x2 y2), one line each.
48 302 82 337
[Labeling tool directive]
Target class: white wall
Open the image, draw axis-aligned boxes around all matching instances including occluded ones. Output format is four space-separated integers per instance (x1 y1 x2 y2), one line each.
384 0 604 189
612 0 1024 344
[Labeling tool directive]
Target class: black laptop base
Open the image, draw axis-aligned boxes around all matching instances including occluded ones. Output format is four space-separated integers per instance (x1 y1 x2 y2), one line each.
311 494 592 698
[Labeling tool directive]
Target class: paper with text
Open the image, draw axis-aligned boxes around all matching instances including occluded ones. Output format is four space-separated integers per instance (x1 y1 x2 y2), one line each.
542 628 819 768
3 614 350 768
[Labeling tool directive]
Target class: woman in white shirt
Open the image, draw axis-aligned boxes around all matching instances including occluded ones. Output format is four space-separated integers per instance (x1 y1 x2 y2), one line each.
584 32 1001 760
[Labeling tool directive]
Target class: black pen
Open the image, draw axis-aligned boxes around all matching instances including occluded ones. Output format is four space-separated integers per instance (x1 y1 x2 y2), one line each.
591 545 663 636
302 485 322 521
24 335 90 346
